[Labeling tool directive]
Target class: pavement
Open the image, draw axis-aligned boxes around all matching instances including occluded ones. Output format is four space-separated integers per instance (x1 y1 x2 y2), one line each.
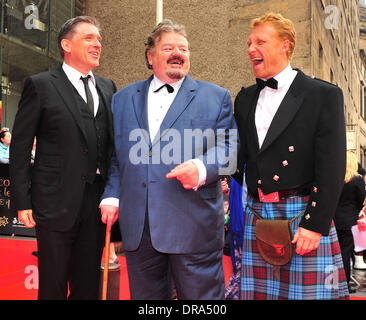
350 268 366 298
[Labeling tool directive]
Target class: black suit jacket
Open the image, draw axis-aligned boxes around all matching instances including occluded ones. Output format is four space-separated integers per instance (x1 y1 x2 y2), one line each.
233 69 346 235
10 66 117 232
334 175 365 230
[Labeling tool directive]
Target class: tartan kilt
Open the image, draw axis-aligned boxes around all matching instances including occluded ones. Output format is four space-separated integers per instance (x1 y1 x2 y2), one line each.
240 195 349 300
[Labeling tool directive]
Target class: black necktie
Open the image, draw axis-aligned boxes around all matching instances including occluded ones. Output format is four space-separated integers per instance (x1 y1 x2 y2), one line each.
80 75 94 114
256 77 278 90
154 83 174 93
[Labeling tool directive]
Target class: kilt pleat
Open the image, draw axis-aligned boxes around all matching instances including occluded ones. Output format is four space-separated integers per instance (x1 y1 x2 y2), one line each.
240 195 349 300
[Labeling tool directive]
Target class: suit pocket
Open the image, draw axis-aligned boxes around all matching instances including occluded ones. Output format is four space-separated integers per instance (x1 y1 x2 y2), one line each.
37 155 61 168
198 185 218 200
32 171 60 186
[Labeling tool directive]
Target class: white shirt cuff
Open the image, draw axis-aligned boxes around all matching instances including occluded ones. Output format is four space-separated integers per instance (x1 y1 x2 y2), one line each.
189 159 207 191
100 197 119 208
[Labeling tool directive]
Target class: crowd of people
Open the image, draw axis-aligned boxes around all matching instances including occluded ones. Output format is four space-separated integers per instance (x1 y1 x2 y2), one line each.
5 12 366 300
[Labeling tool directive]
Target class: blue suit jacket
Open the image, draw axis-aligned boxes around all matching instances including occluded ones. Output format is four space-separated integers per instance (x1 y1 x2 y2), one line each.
102 75 238 254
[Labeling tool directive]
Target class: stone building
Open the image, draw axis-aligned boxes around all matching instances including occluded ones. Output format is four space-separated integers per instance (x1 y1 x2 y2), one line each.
0 0 84 129
83 0 365 162
1 0 365 165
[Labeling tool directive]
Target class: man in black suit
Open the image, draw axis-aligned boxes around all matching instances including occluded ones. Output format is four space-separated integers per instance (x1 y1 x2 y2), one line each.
232 13 349 299
9 16 116 299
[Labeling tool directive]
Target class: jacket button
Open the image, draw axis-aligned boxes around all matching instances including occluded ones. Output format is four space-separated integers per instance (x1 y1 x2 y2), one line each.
142 182 147 188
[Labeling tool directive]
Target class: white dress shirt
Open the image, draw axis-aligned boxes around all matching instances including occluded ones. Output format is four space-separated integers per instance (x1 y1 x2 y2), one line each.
63 62 101 176
148 76 206 190
62 62 99 117
255 64 297 148
148 76 183 141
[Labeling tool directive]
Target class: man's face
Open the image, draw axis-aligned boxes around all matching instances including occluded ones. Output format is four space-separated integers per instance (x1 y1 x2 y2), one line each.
147 32 190 83
62 22 102 75
247 23 289 79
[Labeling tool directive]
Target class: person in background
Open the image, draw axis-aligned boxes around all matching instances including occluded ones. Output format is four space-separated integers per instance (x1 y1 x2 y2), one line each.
334 151 366 293
0 129 11 164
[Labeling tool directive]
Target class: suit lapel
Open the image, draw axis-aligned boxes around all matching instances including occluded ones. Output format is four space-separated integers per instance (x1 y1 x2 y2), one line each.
132 76 152 146
247 87 261 152
95 76 114 139
259 70 305 154
151 75 197 146
49 67 88 143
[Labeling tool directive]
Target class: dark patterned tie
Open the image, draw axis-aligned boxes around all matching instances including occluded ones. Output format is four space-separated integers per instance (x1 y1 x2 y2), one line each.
80 75 94 114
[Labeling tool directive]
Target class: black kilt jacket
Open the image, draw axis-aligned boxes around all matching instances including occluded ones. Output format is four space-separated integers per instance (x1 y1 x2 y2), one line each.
232 69 346 235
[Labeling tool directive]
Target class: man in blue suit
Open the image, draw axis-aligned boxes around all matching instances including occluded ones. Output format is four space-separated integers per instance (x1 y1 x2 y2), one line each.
100 19 237 299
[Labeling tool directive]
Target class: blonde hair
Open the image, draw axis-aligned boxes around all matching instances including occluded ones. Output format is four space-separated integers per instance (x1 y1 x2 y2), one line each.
345 151 359 183
250 12 296 60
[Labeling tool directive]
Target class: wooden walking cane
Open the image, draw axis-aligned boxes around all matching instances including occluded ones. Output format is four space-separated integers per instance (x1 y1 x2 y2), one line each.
102 220 112 300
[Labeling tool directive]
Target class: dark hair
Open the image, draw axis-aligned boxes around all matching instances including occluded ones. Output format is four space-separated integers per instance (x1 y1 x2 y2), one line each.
58 16 100 58
144 19 187 69
0 130 10 140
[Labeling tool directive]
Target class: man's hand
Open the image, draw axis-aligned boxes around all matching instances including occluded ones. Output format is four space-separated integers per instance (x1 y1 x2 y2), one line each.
18 209 36 228
221 178 229 194
292 227 322 255
100 205 119 227
166 161 199 189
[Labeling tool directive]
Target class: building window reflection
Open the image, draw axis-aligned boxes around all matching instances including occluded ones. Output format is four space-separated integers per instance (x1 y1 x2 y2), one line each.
0 0 76 130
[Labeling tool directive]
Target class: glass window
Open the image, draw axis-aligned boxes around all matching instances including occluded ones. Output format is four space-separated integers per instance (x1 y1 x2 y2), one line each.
0 0 74 130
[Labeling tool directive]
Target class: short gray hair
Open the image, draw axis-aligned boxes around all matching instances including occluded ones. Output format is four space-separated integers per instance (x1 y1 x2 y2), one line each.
58 16 100 59
144 19 187 69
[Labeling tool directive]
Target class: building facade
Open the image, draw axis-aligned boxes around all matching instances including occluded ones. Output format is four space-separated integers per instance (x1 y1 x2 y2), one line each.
85 0 366 163
0 0 85 129
2 0 366 165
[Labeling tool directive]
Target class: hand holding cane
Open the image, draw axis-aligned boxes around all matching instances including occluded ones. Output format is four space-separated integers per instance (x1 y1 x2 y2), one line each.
102 220 112 300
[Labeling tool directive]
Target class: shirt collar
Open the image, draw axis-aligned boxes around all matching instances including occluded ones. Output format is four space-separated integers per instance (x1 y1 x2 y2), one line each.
151 75 184 93
273 64 294 89
62 62 96 87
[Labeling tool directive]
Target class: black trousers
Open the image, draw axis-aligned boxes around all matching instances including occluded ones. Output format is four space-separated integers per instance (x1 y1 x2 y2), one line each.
35 176 105 300
336 228 354 284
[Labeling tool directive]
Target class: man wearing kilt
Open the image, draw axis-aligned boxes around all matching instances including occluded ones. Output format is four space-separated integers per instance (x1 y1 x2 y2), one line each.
232 13 349 299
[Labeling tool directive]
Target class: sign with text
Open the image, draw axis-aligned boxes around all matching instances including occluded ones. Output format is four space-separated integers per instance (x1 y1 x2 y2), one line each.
0 164 35 237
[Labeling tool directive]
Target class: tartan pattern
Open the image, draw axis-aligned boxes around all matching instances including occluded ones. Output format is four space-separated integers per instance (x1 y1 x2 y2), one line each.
240 195 349 300
224 239 242 300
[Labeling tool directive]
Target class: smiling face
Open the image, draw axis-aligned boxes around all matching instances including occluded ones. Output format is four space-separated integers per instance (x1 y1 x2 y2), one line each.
147 31 190 84
247 22 290 80
61 22 102 75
